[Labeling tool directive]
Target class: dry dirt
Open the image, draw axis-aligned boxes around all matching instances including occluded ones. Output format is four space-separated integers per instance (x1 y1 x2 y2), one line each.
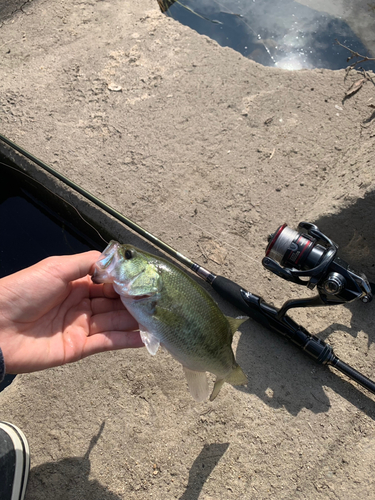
1 1 375 499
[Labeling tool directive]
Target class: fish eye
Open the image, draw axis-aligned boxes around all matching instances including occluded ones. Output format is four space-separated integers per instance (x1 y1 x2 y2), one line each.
124 249 134 260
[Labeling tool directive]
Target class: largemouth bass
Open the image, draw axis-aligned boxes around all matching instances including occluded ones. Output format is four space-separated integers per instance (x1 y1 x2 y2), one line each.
92 241 248 401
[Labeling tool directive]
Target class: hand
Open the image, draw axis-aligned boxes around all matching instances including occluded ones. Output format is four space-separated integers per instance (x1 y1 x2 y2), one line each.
0 251 144 374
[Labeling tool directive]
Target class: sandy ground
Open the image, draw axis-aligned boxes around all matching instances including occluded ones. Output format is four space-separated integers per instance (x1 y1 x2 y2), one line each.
1 1 375 499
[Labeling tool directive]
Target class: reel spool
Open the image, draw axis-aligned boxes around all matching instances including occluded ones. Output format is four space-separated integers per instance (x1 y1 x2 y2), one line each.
266 223 327 272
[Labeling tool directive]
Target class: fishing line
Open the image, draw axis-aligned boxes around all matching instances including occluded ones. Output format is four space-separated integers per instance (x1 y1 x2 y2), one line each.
138 192 260 264
0 38 16 50
0 135 262 268
0 132 338 270
0 138 195 269
2 156 258 266
0 156 250 266
160 0 276 64
0 142 322 269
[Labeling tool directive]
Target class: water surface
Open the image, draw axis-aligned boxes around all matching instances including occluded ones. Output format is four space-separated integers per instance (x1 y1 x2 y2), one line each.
161 0 375 71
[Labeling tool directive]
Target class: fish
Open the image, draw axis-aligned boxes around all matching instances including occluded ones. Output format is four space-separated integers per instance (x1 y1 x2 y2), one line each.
91 241 248 402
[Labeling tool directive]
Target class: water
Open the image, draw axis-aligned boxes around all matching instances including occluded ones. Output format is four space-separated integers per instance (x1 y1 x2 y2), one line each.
0 165 103 278
160 0 375 71
0 157 105 391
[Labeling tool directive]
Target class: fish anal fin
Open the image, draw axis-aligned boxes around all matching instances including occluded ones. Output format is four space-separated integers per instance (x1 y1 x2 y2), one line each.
139 327 160 356
226 316 248 335
183 367 210 402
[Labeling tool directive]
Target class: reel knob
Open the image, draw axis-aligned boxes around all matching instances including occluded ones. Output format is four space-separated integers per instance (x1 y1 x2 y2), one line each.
321 272 346 296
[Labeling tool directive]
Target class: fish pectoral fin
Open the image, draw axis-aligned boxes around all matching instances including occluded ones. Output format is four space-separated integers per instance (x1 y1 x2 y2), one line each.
210 365 248 402
139 327 160 356
183 367 210 402
226 316 248 335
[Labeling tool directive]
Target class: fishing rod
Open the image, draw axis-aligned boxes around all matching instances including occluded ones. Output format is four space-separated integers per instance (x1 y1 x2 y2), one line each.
1 133 375 397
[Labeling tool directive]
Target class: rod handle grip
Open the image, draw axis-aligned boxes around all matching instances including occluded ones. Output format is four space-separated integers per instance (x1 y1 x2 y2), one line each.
211 275 246 306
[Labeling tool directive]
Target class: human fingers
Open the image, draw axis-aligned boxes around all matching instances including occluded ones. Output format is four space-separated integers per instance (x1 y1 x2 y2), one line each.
91 297 125 315
81 331 144 358
0 251 100 311
89 282 119 299
41 251 101 284
90 310 139 335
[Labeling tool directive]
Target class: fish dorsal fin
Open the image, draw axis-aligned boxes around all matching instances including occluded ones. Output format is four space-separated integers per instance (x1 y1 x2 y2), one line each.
139 327 160 356
183 367 210 402
226 316 248 335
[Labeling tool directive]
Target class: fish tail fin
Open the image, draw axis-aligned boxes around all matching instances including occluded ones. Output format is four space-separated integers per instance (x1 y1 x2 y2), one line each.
209 364 248 401
183 367 210 402
226 364 248 386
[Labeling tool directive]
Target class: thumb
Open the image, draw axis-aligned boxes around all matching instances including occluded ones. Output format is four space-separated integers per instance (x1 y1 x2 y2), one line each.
39 250 102 284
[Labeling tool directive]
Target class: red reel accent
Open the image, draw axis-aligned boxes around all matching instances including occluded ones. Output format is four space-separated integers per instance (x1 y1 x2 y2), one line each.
265 223 287 256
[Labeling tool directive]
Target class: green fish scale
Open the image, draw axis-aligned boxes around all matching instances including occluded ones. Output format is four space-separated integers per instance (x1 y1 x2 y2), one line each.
123 256 236 377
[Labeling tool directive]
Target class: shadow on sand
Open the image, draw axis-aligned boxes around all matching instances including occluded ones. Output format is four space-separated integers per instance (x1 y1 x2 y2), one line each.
179 443 229 500
25 422 122 500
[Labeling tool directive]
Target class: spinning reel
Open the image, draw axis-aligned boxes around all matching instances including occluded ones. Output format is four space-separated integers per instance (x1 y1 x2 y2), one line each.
262 222 372 315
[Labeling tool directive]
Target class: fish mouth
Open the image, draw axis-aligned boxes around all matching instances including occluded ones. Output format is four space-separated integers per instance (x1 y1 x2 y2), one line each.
91 241 120 284
91 265 114 284
91 271 105 284
131 293 155 301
